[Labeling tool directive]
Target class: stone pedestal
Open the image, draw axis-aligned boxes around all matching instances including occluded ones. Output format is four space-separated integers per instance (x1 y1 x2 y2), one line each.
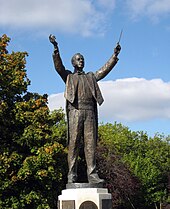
58 187 112 209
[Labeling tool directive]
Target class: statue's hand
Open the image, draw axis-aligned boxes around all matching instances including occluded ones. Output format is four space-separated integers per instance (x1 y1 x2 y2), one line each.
114 43 121 56
49 34 58 47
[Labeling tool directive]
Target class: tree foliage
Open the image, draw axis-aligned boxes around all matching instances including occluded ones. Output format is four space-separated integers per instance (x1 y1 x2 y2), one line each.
96 144 140 209
0 34 67 208
98 122 170 209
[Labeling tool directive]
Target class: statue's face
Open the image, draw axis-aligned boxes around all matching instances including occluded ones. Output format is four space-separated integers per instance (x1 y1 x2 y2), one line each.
73 54 84 70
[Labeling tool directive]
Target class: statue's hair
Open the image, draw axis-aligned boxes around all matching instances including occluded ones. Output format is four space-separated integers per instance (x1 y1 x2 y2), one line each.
71 53 84 67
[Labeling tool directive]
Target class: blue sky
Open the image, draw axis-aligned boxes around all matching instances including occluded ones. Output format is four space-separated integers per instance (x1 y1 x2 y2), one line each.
1 0 170 137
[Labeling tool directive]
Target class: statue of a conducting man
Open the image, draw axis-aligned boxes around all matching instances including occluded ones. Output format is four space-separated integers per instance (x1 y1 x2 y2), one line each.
49 35 121 184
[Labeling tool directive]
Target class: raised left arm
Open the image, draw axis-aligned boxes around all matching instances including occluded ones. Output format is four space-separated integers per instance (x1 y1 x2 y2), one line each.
94 43 121 81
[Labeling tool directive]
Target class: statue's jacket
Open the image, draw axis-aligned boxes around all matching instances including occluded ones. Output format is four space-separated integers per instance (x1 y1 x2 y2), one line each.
64 72 104 107
52 49 118 107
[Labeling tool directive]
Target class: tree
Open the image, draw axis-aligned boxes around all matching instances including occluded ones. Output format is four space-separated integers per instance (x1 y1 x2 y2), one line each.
98 122 170 209
124 134 170 209
96 143 140 209
0 34 67 208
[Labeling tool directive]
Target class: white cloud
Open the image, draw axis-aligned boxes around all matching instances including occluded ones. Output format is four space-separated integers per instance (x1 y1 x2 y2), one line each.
48 78 170 122
0 0 114 36
99 78 170 121
48 92 65 111
126 0 170 20
1 0 170 35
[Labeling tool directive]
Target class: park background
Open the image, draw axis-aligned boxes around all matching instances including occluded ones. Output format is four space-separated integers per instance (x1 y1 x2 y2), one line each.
0 1 170 208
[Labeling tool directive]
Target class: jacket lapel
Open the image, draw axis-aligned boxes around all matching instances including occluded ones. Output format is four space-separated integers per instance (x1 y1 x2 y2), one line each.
64 74 78 103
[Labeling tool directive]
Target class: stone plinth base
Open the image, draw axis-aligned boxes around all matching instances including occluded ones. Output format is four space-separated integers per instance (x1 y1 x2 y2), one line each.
58 188 112 209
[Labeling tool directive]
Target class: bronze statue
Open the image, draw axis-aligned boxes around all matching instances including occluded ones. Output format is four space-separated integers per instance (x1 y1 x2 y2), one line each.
49 35 121 184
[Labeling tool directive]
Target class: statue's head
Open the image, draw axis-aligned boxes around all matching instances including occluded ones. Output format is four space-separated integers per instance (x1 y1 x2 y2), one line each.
71 53 84 72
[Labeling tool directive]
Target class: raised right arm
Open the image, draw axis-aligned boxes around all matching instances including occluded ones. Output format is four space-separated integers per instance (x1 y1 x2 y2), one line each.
49 35 69 83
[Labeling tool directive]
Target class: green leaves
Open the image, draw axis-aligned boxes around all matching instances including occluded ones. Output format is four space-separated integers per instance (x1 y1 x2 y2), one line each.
0 35 67 208
18 142 66 182
98 122 170 208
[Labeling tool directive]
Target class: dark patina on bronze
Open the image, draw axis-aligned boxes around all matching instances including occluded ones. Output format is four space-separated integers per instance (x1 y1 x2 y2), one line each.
49 34 121 185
